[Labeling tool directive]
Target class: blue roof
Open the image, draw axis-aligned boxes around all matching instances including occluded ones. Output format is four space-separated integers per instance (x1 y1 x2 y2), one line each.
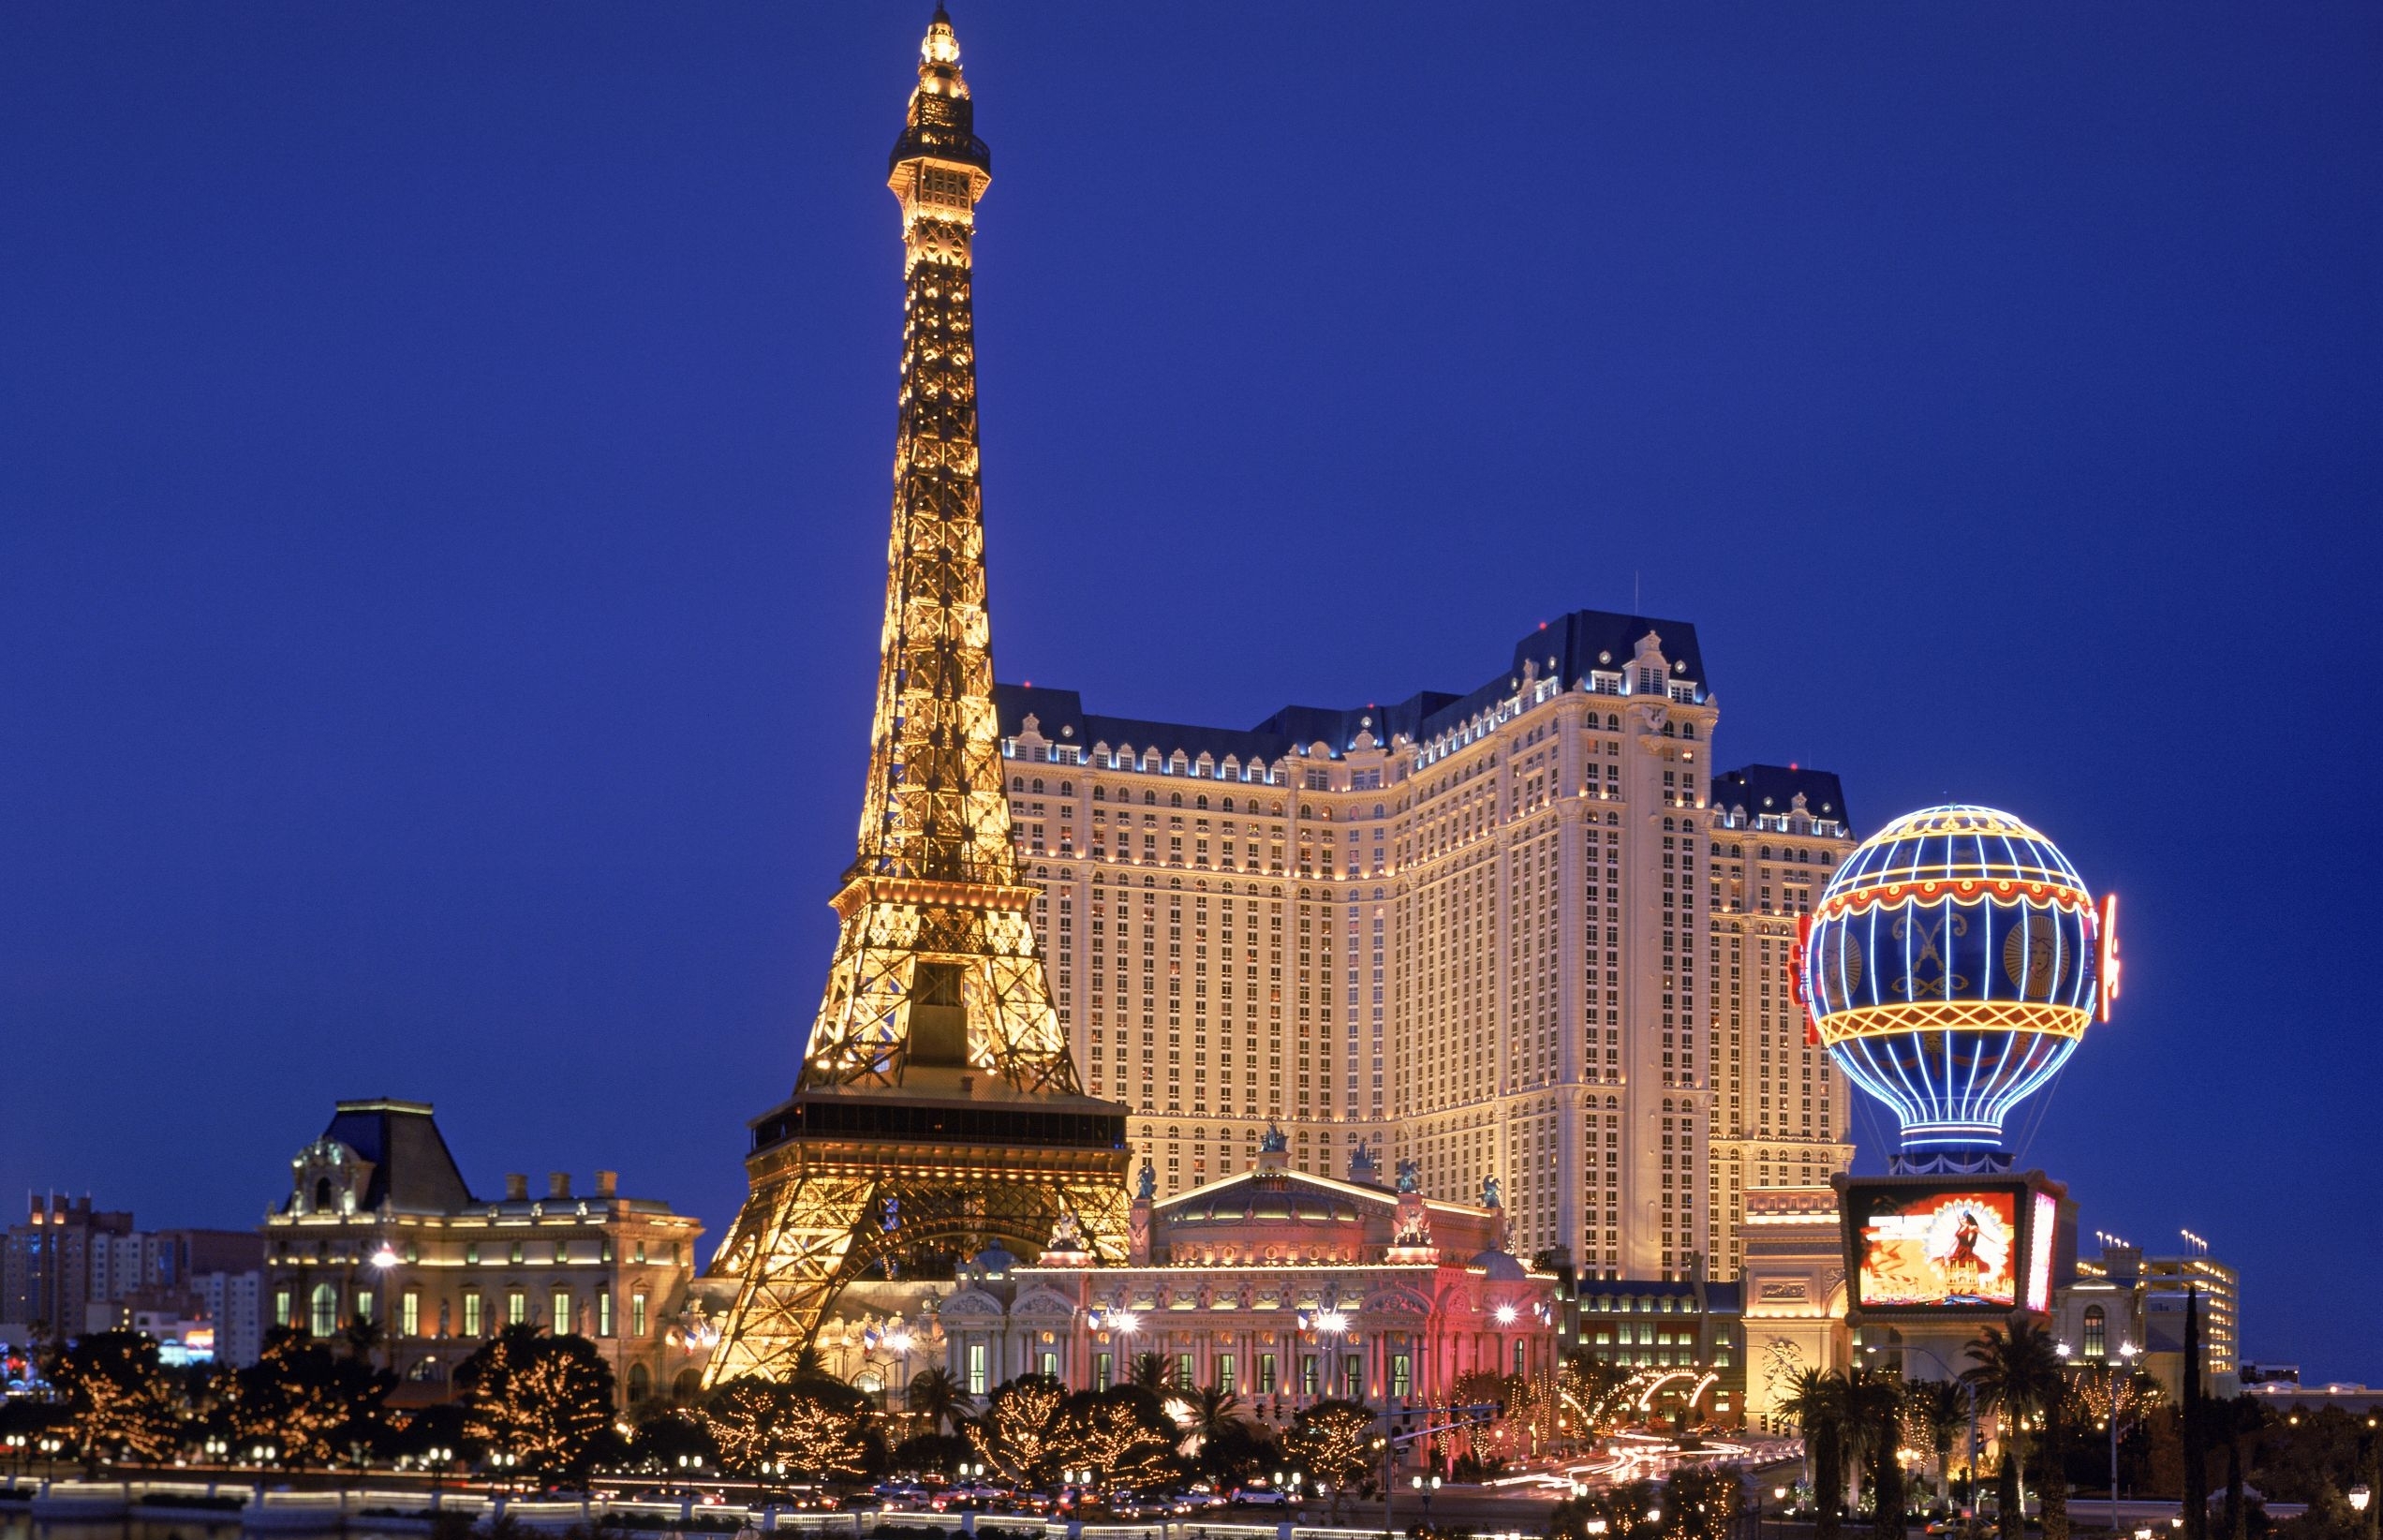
1710 764 1853 833
996 609 1710 763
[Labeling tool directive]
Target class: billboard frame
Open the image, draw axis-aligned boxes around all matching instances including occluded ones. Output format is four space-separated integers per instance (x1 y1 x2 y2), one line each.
1835 1170 2071 1326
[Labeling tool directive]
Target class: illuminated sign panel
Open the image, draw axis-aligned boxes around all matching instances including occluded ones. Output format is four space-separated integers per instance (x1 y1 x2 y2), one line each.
2026 1192 2058 1312
1841 1174 2069 1320
1852 1188 2019 1309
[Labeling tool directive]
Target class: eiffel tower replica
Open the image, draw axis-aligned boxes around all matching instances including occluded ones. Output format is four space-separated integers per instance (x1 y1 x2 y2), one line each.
703 6 1130 1386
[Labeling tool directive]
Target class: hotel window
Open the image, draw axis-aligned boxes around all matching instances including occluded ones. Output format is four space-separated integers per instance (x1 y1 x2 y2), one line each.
507 1290 526 1326
1096 1352 1114 1387
1513 1339 1527 1375
553 1289 571 1335
401 1289 421 1339
309 1282 338 1339
1177 1354 1195 1388
1041 1350 1059 1378
463 1293 483 1337
2083 1305 2107 1358
631 1290 648 1338
599 1292 614 1338
1391 1352 1412 1399
1219 1354 1236 1393
1259 1353 1279 1394
969 1343 989 1396
274 1288 292 1328
1302 1355 1319 1396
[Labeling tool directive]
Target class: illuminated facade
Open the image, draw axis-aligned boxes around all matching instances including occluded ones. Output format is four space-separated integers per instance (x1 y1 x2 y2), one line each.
261 1100 708 1409
996 631 1855 1284
937 1134 1556 1433
703 7 1128 1382
2055 1232 2241 1400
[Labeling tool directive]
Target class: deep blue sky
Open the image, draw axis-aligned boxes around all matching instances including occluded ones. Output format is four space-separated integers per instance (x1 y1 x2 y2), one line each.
4 5 2377 1372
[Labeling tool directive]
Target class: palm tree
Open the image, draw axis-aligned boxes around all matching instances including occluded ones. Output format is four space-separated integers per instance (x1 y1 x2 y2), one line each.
339 1313 386 1365
1781 1368 1850 1540
1905 1381 1969 1511
908 1366 968 1436
1129 1352 1173 1398
1189 1385 1247 1444
1843 1369 1906 1537
1963 1322 2064 1540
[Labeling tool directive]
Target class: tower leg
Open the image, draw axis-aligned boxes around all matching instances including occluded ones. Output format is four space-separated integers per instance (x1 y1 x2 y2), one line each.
705 1173 878 1387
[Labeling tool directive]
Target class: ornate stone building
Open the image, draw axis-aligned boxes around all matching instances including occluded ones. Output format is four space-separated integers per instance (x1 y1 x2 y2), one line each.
262 1099 712 1407
929 1133 1557 1438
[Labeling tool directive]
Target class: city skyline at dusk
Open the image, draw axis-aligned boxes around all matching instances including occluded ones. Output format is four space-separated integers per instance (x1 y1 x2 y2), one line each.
5 5 2378 1382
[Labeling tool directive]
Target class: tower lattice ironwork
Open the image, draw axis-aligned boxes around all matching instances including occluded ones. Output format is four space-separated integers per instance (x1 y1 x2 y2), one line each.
703 6 1129 1386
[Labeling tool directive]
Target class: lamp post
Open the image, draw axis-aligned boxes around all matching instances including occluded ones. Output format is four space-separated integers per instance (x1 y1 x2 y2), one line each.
1298 1307 1351 1405
370 1245 401 1372
426 1444 453 1509
1410 1473 1441 1527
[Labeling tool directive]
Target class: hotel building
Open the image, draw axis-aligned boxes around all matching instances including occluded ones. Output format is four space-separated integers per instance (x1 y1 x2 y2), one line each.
993 612 1855 1283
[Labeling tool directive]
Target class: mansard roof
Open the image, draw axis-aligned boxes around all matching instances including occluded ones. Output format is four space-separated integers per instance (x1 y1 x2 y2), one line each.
1710 764 1853 833
311 1098 475 1214
994 608 1710 765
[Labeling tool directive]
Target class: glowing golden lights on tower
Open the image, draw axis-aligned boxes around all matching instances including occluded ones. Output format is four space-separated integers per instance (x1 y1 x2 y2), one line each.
700 7 1127 1385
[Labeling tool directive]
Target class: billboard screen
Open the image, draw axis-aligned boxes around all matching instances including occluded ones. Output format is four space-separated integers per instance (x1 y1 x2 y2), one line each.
1852 1188 2020 1310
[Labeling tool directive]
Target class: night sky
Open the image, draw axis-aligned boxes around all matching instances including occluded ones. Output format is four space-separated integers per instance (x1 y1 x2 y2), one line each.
5 7 2377 1373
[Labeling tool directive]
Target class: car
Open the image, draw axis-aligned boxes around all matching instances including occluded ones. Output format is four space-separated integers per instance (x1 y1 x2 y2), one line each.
1233 1488 1289 1507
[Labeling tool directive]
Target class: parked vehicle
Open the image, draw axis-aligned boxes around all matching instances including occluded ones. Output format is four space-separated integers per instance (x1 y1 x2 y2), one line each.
1233 1488 1289 1507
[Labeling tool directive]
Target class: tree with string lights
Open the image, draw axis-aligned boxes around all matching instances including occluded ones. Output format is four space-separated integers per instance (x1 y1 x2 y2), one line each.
969 1376 1067 1488
1286 1399 1376 1494
52 1330 182 1467
454 1325 614 1483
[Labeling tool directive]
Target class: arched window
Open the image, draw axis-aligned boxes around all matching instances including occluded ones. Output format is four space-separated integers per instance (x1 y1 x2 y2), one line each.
1221 796 1236 811
1170 792 1183 807
628 1363 651 1403
1196 794 1208 809
309 1281 338 1339
1031 778 1044 793
2083 1305 2108 1358
313 1177 333 1211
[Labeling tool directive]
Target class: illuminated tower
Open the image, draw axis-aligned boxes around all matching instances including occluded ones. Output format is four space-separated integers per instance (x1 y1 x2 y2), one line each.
703 7 1130 1385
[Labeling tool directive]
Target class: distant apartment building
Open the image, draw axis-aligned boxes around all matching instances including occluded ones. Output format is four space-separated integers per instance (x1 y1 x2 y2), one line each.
2 1195 265 1365
262 1099 711 1407
992 608 1855 1283
2053 1232 2242 1399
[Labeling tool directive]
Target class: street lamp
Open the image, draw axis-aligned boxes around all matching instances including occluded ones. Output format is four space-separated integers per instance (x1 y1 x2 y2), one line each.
2350 1488 2372 1515
1297 1307 1351 1401
425 1444 453 1507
